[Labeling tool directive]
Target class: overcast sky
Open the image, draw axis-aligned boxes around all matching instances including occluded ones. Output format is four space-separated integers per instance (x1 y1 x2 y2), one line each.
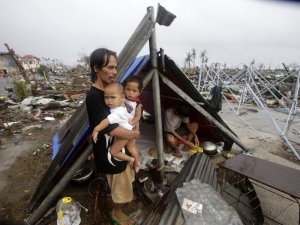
1 0 300 68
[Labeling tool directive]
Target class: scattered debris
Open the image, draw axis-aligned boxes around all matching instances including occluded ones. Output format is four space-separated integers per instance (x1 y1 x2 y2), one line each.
3 121 20 128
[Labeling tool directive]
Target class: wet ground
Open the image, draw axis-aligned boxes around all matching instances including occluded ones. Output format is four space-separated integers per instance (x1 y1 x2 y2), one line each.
0 122 57 222
0 108 156 224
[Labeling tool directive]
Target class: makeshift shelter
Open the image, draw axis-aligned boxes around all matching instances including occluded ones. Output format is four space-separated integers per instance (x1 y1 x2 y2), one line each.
25 5 250 225
25 52 245 224
120 54 237 149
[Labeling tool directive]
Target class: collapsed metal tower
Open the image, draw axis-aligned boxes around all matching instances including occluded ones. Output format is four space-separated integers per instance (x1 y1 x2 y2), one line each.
197 59 300 160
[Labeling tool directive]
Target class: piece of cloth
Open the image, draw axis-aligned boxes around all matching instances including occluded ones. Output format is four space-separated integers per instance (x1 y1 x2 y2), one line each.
124 99 139 118
108 106 133 130
106 164 135 203
86 86 127 174
156 4 176 26
164 107 189 133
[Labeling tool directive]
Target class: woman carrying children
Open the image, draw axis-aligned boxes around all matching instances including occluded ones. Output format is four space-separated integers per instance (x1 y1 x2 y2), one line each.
86 48 138 225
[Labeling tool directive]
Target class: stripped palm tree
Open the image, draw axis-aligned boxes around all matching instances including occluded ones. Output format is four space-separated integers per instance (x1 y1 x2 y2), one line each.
184 52 192 69
200 50 208 64
191 48 196 68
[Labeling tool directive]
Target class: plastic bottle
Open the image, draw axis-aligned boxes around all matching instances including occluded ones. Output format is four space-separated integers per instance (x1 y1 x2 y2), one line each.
56 196 81 225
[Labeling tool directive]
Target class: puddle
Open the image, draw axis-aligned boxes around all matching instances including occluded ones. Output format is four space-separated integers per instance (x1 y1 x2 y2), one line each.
0 135 39 172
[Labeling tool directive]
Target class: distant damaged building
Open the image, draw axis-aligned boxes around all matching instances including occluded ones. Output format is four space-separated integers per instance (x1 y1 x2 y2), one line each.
19 55 40 72
0 52 18 76
0 53 40 77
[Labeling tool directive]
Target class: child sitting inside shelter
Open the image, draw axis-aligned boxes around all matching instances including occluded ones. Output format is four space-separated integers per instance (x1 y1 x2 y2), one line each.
163 103 199 157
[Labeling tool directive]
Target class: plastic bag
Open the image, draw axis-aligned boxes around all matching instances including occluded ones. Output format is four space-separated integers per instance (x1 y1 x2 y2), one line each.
56 197 81 225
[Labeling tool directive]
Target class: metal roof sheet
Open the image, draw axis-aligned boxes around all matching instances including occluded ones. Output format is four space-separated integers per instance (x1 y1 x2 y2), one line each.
141 153 220 225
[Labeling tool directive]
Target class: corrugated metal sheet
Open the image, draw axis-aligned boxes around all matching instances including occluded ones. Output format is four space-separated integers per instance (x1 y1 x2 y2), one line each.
141 153 219 225
116 7 155 78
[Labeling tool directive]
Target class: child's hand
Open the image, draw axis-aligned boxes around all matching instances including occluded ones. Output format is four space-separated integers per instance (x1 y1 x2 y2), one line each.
186 141 196 149
194 136 200 146
92 131 98 143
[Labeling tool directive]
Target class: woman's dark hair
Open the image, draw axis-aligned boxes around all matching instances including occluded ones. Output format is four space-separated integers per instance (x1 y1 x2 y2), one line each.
123 76 143 92
89 48 117 83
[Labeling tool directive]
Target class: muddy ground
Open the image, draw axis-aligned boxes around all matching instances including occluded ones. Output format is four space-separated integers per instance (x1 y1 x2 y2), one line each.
0 124 55 222
0 73 150 224
0 100 151 225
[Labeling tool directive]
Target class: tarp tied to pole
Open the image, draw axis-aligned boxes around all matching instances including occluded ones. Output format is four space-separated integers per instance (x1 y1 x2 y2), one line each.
156 4 176 26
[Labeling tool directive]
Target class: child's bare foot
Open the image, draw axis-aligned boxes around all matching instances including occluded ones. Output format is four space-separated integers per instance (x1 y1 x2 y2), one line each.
133 159 140 173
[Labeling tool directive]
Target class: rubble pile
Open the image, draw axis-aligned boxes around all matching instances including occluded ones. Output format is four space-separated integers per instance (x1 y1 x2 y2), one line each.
0 69 90 138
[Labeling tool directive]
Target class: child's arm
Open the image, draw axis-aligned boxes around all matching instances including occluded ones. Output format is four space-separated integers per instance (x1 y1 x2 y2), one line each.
92 118 110 143
129 104 142 126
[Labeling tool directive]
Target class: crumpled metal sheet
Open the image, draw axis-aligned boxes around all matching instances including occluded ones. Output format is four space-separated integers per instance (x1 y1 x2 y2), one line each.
141 153 220 225
176 180 243 225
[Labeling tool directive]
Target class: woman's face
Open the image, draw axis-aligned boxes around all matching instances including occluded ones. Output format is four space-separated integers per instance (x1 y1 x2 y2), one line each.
95 55 117 87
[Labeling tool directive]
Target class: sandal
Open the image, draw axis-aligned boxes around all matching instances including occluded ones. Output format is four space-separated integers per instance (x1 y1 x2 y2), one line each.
109 211 134 225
